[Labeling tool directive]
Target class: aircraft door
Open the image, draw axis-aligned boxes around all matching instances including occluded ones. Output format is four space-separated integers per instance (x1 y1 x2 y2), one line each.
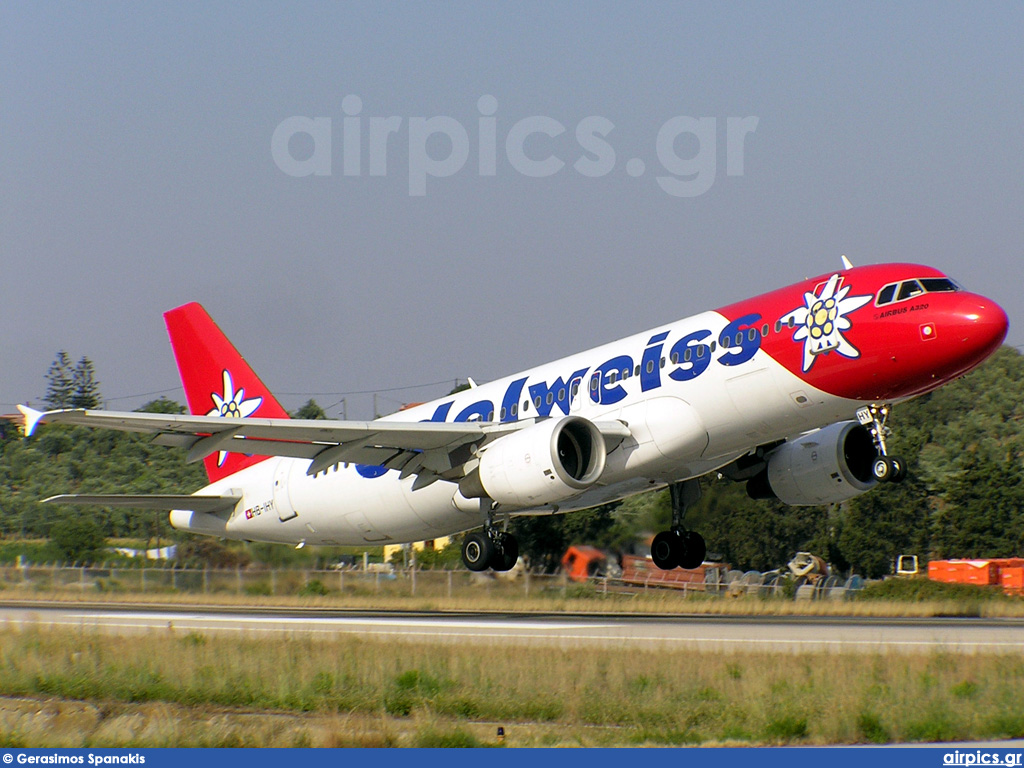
569 374 585 413
272 459 298 521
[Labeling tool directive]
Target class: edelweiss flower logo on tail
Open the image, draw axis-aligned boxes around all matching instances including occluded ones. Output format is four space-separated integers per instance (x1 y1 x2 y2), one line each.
779 274 873 372
206 369 262 466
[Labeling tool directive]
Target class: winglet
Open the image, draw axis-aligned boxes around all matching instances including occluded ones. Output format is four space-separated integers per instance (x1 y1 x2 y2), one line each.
17 405 46 437
841 254 854 270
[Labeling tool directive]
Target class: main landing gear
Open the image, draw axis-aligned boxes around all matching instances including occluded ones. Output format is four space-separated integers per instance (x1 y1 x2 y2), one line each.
461 524 519 572
857 404 907 484
651 479 707 571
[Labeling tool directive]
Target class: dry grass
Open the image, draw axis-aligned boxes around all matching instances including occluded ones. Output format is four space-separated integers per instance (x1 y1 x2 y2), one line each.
1 625 1023 746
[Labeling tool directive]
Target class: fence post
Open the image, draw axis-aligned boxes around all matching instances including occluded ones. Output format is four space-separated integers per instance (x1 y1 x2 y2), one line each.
271 569 276 596
603 574 608 596
203 566 209 594
141 568 146 593
374 571 380 593
171 566 177 591
80 565 85 589
411 565 416 597
525 568 530 598
236 566 241 595
339 569 344 592
447 569 453 599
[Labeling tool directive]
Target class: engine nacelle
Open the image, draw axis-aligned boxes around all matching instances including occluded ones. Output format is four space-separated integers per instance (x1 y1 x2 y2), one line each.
459 416 606 508
747 421 878 506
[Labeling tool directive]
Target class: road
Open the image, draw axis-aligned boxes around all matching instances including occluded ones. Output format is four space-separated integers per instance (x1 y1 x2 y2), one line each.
1 602 1023 653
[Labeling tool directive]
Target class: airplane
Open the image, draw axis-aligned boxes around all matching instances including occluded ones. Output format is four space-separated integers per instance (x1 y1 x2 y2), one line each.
21 259 1008 572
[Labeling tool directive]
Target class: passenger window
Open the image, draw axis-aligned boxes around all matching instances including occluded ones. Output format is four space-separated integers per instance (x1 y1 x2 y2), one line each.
500 407 507 419
646 360 655 374
774 320 782 333
761 324 769 337
670 352 679 364
876 283 897 305
683 348 692 363
897 280 924 301
735 332 743 346
721 336 731 349
534 395 542 407
511 403 518 416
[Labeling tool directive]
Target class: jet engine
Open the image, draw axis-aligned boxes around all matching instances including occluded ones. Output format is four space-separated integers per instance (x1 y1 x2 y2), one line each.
746 421 878 505
459 416 606 508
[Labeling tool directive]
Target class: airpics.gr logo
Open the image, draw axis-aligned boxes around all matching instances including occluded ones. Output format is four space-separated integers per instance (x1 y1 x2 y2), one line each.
206 370 262 466
778 274 873 373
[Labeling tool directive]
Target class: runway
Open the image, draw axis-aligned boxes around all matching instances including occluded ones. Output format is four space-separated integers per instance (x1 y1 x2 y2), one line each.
2 602 1023 653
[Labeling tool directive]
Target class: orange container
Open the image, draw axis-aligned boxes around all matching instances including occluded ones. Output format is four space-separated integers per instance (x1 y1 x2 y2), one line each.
1000 567 1024 594
928 560 1000 586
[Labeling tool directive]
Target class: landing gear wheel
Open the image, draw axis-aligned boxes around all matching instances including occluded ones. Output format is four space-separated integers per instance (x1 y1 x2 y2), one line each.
890 456 907 483
871 456 894 483
488 532 519 572
651 530 680 570
461 531 494 572
678 531 706 570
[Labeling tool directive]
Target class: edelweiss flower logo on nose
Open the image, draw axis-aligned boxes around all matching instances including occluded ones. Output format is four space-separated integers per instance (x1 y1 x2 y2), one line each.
779 274 872 372
206 370 262 465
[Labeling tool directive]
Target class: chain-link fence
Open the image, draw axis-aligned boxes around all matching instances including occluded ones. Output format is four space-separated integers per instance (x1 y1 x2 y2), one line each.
0 563 863 601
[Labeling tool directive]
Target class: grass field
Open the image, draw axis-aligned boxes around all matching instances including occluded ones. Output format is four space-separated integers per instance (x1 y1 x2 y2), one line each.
2 623 1024 747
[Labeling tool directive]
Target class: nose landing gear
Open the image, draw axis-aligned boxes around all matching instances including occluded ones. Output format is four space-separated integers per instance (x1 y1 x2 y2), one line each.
858 405 907 483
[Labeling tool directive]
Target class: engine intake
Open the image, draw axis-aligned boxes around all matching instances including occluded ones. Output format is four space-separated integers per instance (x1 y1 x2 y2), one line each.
747 421 877 505
459 416 606 508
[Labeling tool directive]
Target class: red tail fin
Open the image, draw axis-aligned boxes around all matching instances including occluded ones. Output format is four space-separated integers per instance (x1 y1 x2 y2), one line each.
164 302 291 483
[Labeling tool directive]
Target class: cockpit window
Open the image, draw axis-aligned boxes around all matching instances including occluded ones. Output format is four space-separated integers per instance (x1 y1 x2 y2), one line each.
920 277 959 293
897 280 924 301
876 277 960 307
877 283 898 306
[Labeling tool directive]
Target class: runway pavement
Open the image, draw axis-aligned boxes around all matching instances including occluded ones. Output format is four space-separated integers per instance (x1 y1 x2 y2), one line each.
2 602 1023 653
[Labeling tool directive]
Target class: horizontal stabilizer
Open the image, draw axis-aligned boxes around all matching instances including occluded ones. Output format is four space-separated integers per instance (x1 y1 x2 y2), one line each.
43 493 242 513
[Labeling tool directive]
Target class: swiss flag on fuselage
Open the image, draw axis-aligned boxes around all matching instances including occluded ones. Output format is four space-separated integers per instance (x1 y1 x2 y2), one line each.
164 302 291 483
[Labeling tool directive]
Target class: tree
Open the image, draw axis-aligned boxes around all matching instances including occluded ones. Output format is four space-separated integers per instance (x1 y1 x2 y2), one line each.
44 351 74 409
932 448 1024 559
70 356 101 408
49 513 107 564
136 397 186 414
293 399 326 420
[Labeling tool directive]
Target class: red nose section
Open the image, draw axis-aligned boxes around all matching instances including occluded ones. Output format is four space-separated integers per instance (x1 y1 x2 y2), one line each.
950 296 1009 368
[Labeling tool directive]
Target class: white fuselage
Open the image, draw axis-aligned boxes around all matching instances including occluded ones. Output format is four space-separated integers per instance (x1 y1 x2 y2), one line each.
172 308 858 546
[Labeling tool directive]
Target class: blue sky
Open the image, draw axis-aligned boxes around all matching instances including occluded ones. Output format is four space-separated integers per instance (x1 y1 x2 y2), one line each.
3 2 1022 417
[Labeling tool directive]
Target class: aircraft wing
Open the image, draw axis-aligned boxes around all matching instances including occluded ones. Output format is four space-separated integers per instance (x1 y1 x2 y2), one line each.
43 493 242 513
19 406 627 480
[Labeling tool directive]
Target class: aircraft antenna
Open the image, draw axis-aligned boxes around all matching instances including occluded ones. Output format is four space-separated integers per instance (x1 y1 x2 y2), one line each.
841 254 854 270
